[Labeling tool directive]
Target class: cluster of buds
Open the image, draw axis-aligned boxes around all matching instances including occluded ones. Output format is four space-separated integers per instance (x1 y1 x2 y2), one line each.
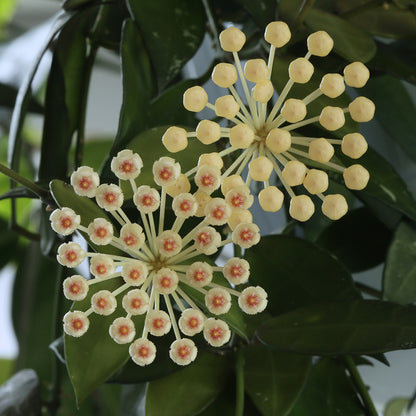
162 21 373 222
51 150 265 366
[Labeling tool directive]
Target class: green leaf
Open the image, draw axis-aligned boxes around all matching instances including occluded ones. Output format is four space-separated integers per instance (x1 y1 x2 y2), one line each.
0 216 19 270
305 9 377 63
316 207 392 273
383 221 416 305
0 359 14 385
65 277 145 405
244 346 311 416
0 82 42 113
245 235 360 316
127 0 206 90
257 299 416 355
384 398 410 416
288 358 365 416
234 0 276 28
145 353 230 416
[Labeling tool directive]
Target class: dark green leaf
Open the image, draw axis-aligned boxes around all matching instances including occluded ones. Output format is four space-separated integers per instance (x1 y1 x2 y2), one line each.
0 216 19 270
0 82 42 113
145 353 230 416
258 299 416 354
120 384 147 416
40 206 59 256
245 235 360 316
234 0 276 28
127 0 206 90
288 358 365 416
316 207 392 273
244 346 311 416
383 221 416 305
195 381 236 416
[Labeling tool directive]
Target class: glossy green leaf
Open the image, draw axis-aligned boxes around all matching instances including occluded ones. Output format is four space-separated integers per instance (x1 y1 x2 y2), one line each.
305 9 377 62
384 398 409 416
120 384 147 416
245 235 360 316
244 346 311 416
258 299 416 355
234 0 276 28
0 216 19 270
65 277 145 405
316 207 392 273
288 358 365 416
145 353 230 416
383 221 416 305
196 382 236 416
0 82 42 113
127 0 206 90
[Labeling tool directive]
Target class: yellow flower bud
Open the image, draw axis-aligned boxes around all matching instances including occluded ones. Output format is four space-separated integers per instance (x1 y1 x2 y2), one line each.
252 80 274 103
344 62 370 88
165 174 191 198
307 31 333 56
303 169 328 194
211 63 238 88
266 129 291 154
348 97 375 122
258 186 284 212
341 133 368 159
308 138 334 163
264 21 291 47
281 99 307 123
321 194 348 220
228 209 253 230
343 164 369 190
221 175 245 196
282 160 307 186
249 156 273 181
289 195 315 221
198 152 224 170
320 73 345 98
215 95 240 119
229 124 254 148
289 58 314 84
219 27 246 52
194 190 212 217
183 86 208 112
244 59 269 83
162 126 188 153
196 120 221 144
319 106 345 131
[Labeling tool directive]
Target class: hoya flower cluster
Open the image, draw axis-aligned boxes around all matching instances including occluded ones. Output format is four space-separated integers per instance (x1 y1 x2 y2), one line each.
163 21 373 222
51 150 265 366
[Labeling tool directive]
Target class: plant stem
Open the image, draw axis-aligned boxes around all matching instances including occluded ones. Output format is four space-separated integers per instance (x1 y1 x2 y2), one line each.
235 348 245 416
233 243 242 258
294 0 316 26
201 0 220 49
344 355 378 416
355 282 382 299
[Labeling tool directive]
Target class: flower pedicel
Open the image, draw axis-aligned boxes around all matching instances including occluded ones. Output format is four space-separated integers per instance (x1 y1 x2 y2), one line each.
52 150 265 366
162 21 373 222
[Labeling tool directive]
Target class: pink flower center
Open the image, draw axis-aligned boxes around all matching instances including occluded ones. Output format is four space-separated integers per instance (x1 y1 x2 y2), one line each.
96 227 107 237
69 283 80 294
231 195 243 208
193 270 205 282
163 239 176 252
66 251 77 262
61 217 72 228
153 318 164 329
213 207 225 219
231 265 243 277
121 161 133 172
159 168 172 180
210 327 223 340
178 346 190 358
105 192 116 203
131 299 142 309
130 270 140 280
80 177 91 189
188 317 199 328
142 195 153 206
198 232 211 245
180 201 191 211
161 277 171 288
247 294 259 306
240 229 253 242
201 175 214 186
212 296 225 307
118 325 130 336
96 265 107 275
139 346 149 357
97 298 107 308
124 235 137 246
72 319 83 330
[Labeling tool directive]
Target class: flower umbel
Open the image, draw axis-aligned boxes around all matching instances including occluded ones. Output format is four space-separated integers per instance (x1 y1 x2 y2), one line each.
163 21 373 222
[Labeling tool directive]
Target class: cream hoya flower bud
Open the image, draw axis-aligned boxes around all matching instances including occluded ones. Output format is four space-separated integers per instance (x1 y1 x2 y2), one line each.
289 58 314 83
232 223 260 248
203 318 231 347
153 157 181 187
63 311 89 337
154 268 179 294
281 99 307 123
205 287 231 315
225 186 253 210
343 164 370 190
228 209 253 230
194 165 221 194
88 218 114 245
321 194 348 220
70 166 100 197
307 31 334 56
111 149 143 180
204 198 232 226
179 309 205 336
162 127 188 153
223 257 250 285
308 138 334 163
249 156 273 181
215 95 240 119
229 124 254 148
122 289 149 315
198 152 223 170
49 207 80 236
244 59 269 83
238 286 268 314
303 169 328 194
282 160 307 186
221 174 245 196
169 339 197 366
91 290 117 316
122 260 148 286
63 275 89 301
212 63 238 88
120 223 145 251
134 185 160 213
258 186 284 212
319 106 345 131
344 62 370 88
196 120 221 145
96 184 124 211
320 73 345 98
266 129 291 154
129 338 156 366
194 226 221 255
90 254 115 278
186 261 213 287
172 193 197 218
264 21 291 47
146 310 171 336
183 86 208 112
156 230 182 257
166 174 191 198
252 80 274 103
342 133 368 159
109 317 136 344
219 26 246 52
194 190 211 217
57 242 86 267
349 97 375 122
289 195 315 222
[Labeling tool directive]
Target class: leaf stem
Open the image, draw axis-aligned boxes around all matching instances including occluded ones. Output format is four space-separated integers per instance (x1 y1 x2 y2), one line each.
294 0 316 26
201 0 220 49
344 355 378 416
235 348 245 416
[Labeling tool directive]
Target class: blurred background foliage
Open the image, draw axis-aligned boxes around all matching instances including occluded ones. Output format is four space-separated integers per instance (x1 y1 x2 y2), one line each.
1 0 416 415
